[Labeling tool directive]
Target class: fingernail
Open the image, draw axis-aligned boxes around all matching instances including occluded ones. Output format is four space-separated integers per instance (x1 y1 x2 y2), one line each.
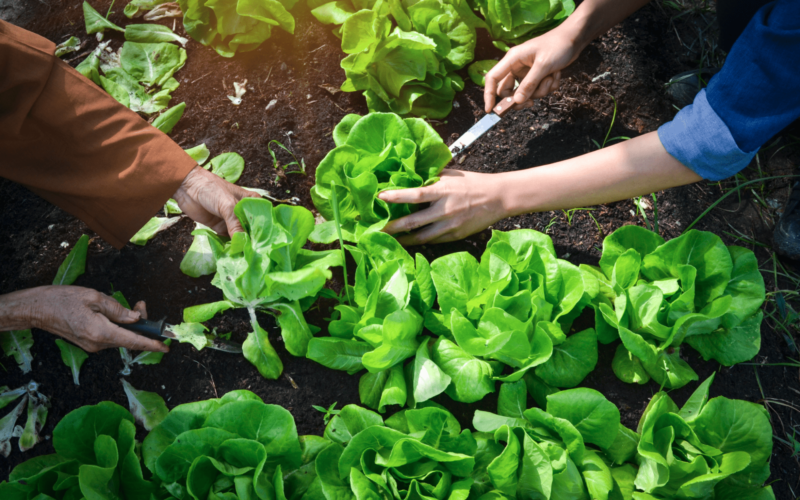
129 310 141 320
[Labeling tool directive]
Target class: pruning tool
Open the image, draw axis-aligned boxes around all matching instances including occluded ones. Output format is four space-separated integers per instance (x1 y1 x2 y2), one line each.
115 318 243 354
449 95 516 155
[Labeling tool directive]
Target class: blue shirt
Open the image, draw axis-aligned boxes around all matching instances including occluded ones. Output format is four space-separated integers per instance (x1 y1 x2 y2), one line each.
657 0 800 181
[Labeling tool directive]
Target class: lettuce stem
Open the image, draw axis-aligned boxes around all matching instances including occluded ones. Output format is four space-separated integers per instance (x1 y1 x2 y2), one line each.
330 182 353 306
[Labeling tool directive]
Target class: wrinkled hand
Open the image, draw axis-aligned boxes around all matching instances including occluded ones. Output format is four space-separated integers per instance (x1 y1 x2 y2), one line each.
21 286 168 353
379 170 510 245
173 166 259 236
484 28 580 113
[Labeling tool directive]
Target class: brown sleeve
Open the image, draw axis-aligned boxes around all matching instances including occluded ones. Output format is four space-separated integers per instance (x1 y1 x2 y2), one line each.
0 20 197 249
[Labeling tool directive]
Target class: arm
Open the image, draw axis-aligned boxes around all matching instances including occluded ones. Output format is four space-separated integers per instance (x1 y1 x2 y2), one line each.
0 22 253 352
485 0 651 112
658 0 800 181
0 287 168 353
0 21 255 247
0 20 196 248
380 132 701 245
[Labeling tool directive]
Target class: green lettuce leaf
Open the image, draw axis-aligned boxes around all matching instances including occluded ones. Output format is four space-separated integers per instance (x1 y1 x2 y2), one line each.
474 0 575 51
599 227 765 389
177 0 298 57
312 113 450 242
184 199 340 379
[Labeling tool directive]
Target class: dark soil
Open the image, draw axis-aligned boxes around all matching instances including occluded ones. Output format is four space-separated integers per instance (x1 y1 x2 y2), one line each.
2 1 799 497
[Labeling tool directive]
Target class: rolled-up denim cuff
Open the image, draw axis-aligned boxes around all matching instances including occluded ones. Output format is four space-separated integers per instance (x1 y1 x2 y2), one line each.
657 89 757 181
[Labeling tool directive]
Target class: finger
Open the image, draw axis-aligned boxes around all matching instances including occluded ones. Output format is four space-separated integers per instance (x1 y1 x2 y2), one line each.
484 60 513 113
100 321 170 352
427 233 461 244
93 293 141 324
497 73 516 98
511 99 537 111
514 62 550 105
233 185 261 200
427 227 473 245
484 78 497 114
484 48 527 113
552 71 562 92
383 203 447 235
531 75 555 99
378 186 440 205
396 220 452 246
242 190 261 199
133 301 148 320
211 220 227 236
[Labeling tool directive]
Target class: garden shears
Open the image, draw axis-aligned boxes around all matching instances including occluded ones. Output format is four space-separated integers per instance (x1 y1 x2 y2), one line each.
449 95 516 155
116 318 243 353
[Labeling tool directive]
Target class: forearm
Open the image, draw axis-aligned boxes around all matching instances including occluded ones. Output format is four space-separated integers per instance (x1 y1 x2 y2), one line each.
498 132 702 215
560 0 652 51
0 20 196 249
0 289 38 331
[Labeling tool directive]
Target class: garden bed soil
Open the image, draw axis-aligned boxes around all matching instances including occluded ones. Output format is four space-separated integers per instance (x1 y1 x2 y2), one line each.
2 0 799 497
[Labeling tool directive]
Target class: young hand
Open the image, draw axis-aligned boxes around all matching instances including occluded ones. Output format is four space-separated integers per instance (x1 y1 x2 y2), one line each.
0 286 168 353
378 169 510 245
173 166 259 236
484 28 580 113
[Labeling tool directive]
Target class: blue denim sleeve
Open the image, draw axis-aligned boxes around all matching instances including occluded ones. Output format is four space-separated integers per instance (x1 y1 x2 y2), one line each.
657 90 756 182
657 0 800 181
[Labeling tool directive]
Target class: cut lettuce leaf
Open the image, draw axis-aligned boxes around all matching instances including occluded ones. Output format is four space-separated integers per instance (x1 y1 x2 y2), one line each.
0 330 34 374
121 379 169 431
83 1 125 34
55 339 89 386
53 234 89 286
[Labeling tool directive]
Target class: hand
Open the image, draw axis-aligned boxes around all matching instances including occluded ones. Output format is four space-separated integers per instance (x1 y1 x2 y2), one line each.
484 28 580 113
0 286 168 353
378 170 510 245
173 166 259 237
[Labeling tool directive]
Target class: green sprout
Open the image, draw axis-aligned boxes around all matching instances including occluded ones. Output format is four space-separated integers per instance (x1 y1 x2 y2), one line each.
312 401 340 425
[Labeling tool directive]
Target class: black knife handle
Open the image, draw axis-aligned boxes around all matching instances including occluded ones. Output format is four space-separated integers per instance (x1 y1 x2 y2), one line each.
115 318 166 341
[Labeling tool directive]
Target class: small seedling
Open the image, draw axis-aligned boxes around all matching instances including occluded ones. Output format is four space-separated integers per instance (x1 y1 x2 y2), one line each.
268 140 306 176
685 174 800 232
544 216 558 234
312 401 340 425
587 211 603 237
651 193 659 234
633 196 652 231
592 95 631 150
561 207 595 226
776 428 800 459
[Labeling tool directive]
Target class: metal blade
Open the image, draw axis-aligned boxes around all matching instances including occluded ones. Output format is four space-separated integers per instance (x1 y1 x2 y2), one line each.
449 113 501 156
163 326 243 354
207 337 243 354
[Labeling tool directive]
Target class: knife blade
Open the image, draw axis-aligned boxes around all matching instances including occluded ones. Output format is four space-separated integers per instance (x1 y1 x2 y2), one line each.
116 318 243 354
449 96 516 156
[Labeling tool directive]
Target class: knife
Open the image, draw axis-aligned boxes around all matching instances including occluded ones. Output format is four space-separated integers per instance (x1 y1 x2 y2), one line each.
449 95 516 156
115 318 243 354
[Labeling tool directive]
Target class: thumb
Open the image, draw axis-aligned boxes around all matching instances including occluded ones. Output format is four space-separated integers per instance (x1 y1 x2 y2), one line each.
219 196 245 234
96 295 141 324
133 300 149 320
225 212 245 234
